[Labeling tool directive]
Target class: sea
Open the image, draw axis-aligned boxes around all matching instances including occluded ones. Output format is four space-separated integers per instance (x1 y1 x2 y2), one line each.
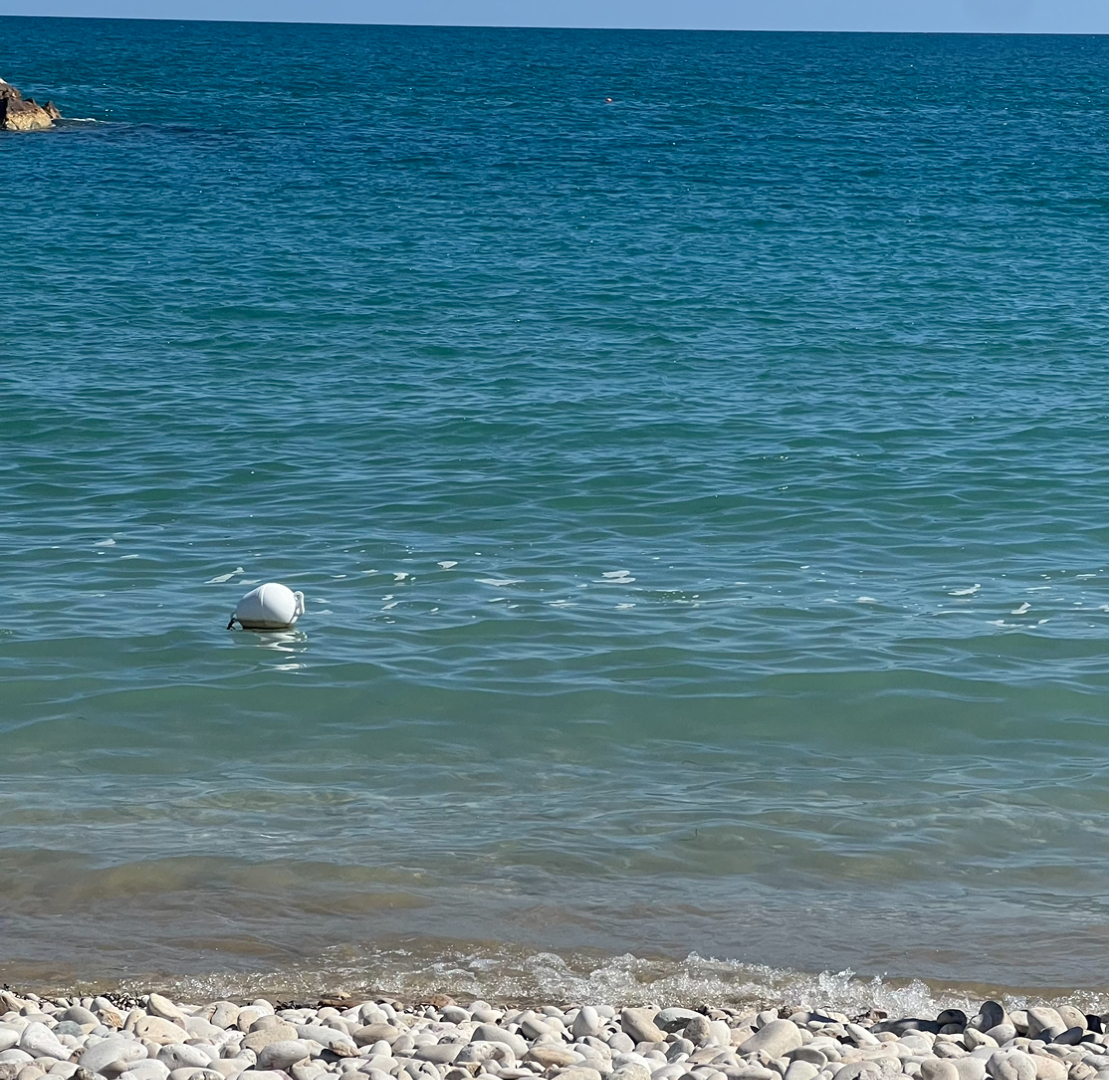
4 18 1109 1011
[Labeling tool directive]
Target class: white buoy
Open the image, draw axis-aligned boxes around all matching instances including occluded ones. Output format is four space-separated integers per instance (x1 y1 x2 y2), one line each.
227 582 306 631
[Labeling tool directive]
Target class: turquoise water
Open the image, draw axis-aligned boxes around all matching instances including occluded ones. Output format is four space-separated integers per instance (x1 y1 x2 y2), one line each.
5 19 1109 1002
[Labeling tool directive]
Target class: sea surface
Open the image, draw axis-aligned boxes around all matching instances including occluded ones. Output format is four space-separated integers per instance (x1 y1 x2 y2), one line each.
4 19 1109 1009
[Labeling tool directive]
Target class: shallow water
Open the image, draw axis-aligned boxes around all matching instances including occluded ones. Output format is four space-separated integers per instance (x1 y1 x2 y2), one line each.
5 19 1109 1002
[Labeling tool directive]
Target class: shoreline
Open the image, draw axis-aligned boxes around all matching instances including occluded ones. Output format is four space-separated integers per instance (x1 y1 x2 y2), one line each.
6 954 1109 1020
0 989 1105 1080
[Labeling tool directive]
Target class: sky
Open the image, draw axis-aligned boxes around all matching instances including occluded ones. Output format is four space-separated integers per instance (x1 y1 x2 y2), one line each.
1 0 1108 35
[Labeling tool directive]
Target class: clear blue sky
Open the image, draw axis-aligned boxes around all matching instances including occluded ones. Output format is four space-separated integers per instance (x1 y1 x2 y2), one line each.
1 0 1107 34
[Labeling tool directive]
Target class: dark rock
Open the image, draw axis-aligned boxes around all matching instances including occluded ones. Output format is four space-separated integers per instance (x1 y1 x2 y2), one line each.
937 1010 968 1030
972 1001 1007 1032
873 1018 941 1035
0 77 62 130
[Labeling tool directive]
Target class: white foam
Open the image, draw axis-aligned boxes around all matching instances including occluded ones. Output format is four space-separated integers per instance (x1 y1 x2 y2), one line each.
163 949 988 1016
949 584 980 596
94 538 116 547
1010 602 1031 615
438 561 458 569
394 572 410 581
206 567 244 584
478 578 522 586
856 596 877 604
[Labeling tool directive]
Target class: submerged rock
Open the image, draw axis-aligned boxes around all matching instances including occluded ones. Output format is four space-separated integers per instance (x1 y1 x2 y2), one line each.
0 77 62 131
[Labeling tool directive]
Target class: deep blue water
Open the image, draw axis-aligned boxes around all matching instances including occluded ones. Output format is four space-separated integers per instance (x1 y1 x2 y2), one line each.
4 18 1109 1004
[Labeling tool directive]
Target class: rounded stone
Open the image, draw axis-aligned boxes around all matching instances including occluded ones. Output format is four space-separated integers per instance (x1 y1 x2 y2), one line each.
292 1028 355 1056
19 1028 69 1063
655 1013 702 1036
609 1065 651 1080
156 1048 213 1072
241 1027 298 1057
18 1033 69 1064
1030 1057 1067 1080
133 1020 187 1047
146 1002 185 1028
986 1051 1037 1080
972 1007 1007 1035
738 1022 804 1059
949 1060 984 1080
256 1043 311 1072
524 1049 582 1069
1055 1008 1086 1034
572 1009 602 1041
413 1047 461 1066
788 1048 827 1068
620 1013 667 1047
62 1012 98 1030
921 1061 960 1080
352 1026 399 1048
79 1039 148 1074
470 1028 527 1060
1024 1014 1064 1043
783 1061 819 1080
120 1062 170 1080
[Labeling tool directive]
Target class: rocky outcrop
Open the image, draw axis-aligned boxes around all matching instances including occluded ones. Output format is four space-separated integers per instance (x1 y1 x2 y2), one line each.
0 77 62 131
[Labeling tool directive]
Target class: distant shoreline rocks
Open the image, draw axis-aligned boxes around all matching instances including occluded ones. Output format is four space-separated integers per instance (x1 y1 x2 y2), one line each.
0 77 62 130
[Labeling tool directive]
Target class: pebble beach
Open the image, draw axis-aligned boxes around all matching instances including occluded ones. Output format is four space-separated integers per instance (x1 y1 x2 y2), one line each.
1 992 1106 1080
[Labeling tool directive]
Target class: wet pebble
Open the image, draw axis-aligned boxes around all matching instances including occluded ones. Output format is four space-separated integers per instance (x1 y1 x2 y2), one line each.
8 987 1109 1080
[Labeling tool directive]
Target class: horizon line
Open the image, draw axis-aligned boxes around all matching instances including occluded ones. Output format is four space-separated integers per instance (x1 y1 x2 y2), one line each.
1 12 1108 34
